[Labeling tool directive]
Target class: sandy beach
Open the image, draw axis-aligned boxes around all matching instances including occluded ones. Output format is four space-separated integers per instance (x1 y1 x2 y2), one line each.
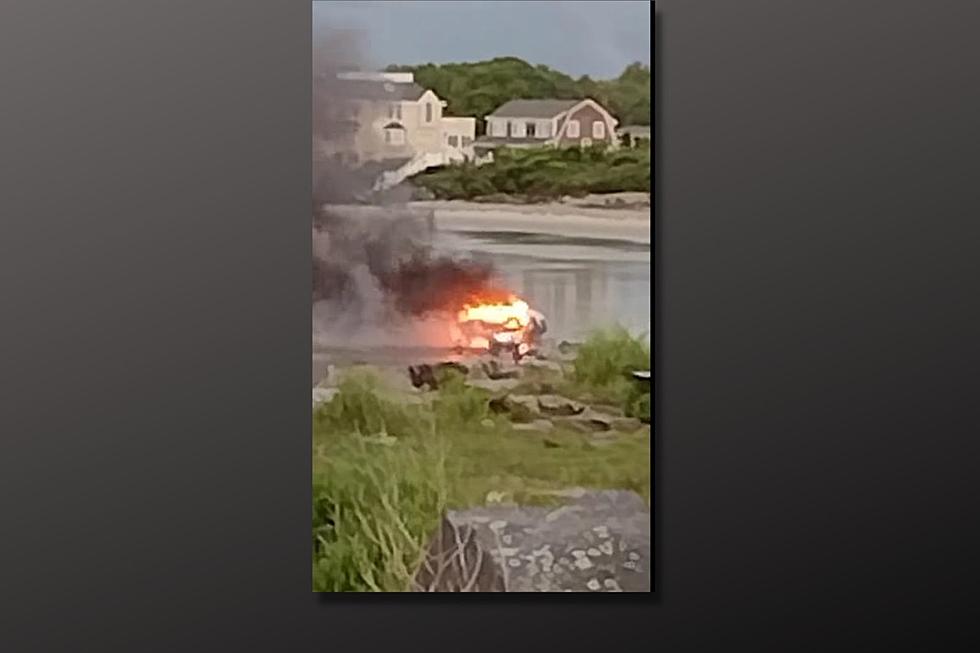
409 199 651 245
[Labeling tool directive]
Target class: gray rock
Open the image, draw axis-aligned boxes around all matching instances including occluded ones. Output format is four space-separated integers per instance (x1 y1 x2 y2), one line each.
520 359 565 376
537 394 586 417
412 490 650 592
312 387 339 407
481 359 521 380
512 419 554 433
465 378 522 393
554 408 615 432
503 394 541 417
553 416 596 434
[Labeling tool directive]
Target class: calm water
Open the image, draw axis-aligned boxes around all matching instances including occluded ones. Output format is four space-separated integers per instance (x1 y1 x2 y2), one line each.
433 228 652 343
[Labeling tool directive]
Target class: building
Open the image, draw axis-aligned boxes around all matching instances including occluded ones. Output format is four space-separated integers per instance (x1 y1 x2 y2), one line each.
474 98 620 162
315 72 476 189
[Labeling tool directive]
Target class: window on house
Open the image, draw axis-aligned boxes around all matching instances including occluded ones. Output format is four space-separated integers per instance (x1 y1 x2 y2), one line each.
425 103 433 122
506 121 513 137
385 128 405 146
592 121 605 139
526 122 536 138
567 120 580 138
462 136 472 147
448 135 459 147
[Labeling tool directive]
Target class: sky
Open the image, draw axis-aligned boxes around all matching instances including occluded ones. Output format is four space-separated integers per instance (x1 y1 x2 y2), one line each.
312 1 651 80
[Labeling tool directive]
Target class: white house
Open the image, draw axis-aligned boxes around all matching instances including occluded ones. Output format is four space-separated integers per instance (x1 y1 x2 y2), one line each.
316 72 476 189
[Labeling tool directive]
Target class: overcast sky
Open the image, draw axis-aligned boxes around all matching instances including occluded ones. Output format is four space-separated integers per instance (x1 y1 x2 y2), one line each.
313 1 651 80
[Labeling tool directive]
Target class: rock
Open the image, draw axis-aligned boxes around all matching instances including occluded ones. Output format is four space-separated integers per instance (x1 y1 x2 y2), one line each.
553 416 595 434
466 378 522 393
407 364 439 391
611 417 643 432
312 387 339 407
513 419 554 433
503 394 541 418
412 490 650 592
482 359 521 380
520 359 565 376
537 394 586 417
560 409 614 432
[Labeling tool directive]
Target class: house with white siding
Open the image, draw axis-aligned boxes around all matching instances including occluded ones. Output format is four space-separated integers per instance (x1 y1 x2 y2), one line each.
315 71 476 189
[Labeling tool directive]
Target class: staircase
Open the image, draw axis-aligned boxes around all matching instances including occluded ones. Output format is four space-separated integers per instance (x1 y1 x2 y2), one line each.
373 152 446 192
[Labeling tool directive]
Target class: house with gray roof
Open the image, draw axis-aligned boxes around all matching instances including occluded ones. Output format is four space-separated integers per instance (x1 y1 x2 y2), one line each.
475 97 620 160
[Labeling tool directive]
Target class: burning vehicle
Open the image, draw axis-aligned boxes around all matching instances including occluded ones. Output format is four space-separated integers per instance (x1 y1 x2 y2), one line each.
450 293 548 361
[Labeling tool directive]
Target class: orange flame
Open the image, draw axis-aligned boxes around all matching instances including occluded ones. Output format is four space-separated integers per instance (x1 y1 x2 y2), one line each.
457 297 530 328
452 295 532 351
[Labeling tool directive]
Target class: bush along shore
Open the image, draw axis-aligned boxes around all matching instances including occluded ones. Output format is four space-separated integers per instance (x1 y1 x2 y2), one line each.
409 144 651 203
312 327 651 592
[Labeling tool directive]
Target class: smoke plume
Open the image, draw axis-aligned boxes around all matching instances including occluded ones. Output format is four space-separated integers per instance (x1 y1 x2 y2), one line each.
312 27 496 345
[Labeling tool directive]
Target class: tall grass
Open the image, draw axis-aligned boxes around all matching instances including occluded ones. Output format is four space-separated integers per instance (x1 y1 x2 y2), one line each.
411 145 651 201
312 333 652 591
568 326 651 422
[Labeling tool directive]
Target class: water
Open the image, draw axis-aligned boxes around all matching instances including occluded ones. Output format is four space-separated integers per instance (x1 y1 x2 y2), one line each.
433 228 651 344
312 206 652 384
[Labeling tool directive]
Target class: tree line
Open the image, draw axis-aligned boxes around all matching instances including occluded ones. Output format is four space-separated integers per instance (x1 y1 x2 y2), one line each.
386 57 651 134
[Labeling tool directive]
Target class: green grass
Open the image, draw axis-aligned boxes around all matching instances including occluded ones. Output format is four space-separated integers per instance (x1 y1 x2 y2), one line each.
410 144 650 201
560 327 651 422
312 331 652 592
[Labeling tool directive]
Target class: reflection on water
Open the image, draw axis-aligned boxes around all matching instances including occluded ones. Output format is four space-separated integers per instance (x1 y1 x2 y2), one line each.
434 229 651 343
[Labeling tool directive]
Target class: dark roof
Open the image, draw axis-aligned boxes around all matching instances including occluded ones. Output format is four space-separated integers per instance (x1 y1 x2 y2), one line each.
337 79 427 102
488 99 580 119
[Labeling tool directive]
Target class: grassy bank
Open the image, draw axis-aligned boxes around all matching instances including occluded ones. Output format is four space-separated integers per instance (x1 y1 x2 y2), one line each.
410 145 651 202
312 328 651 592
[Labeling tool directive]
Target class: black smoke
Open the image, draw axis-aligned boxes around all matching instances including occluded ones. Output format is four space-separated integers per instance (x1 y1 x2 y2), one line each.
312 27 496 331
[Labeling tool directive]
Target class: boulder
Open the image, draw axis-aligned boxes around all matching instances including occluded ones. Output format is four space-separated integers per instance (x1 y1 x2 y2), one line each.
501 394 541 420
553 409 614 433
482 359 521 380
412 490 650 592
520 359 565 377
466 378 522 393
512 419 554 433
537 394 586 417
